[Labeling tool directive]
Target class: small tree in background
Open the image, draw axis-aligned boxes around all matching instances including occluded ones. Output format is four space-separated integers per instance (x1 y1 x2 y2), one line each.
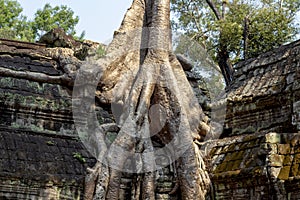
0 0 34 41
32 3 81 40
0 0 82 42
0 0 22 30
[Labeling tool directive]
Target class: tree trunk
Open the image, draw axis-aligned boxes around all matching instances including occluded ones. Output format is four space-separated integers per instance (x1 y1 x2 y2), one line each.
217 45 233 86
205 0 234 85
243 16 249 60
83 0 210 199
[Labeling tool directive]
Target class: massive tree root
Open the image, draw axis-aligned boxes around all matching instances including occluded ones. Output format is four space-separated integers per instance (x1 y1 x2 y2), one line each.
83 0 210 199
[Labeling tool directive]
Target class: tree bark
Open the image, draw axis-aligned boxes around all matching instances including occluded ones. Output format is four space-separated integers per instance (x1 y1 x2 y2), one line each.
0 66 74 86
217 45 233 85
84 0 211 199
205 0 234 85
243 16 249 60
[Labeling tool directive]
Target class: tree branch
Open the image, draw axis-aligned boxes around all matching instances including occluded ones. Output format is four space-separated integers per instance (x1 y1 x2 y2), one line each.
0 66 73 86
205 0 221 20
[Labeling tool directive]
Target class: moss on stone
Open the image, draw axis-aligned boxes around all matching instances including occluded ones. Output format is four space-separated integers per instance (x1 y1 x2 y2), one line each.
227 144 236 152
278 166 291 180
277 144 291 155
247 139 259 148
283 155 293 166
234 150 245 160
231 160 242 170
223 153 233 162
225 161 234 171
291 163 299 177
105 132 118 145
209 147 218 157
295 154 300 164
215 161 228 173
232 126 257 135
0 92 71 112
244 157 256 168
229 151 239 160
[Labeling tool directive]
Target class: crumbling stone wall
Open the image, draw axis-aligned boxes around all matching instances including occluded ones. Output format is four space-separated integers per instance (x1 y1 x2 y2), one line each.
205 40 300 199
0 39 98 199
203 132 300 199
1 34 300 199
224 40 300 137
0 37 206 199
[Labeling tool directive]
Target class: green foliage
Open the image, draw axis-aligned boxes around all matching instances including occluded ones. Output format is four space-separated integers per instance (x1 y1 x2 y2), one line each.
74 30 86 41
0 27 15 40
46 141 55 146
0 0 34 41
105 132 118 145
0 0 22 28
0 0 82 41
246 6 299 57
32 3 80 39
15 16 36 42
96 45 106 58
73 152 86 163
171 0 300 62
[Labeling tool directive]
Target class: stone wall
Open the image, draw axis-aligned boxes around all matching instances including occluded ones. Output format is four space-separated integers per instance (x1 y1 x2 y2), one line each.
1 34 300 199
0 38 199 199
203 132 300 199
0 39 98 199
204 40 300 199
0 128 95 199
224 40 300 137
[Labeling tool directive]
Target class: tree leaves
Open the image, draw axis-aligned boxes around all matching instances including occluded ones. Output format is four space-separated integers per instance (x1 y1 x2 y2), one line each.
0 0 23 28
0 0 81 42
0 0 32 41
32 3 80 39
171 0 300 62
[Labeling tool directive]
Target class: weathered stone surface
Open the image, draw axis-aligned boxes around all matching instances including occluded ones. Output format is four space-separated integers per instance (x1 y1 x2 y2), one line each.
204 132 300 199
0 38 104 199
204 39 300 199
176 54 193 71
0 37 181 199
39 28 102 61
223 40 300 137
1 32 300 199
0 127 96 199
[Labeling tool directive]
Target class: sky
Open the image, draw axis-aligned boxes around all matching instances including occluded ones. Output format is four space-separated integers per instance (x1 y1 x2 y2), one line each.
16 1 300 43
17 0 132 43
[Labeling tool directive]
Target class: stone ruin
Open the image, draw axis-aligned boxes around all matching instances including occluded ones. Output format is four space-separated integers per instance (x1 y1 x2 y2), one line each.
0 30 299 199
207 39 300 199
